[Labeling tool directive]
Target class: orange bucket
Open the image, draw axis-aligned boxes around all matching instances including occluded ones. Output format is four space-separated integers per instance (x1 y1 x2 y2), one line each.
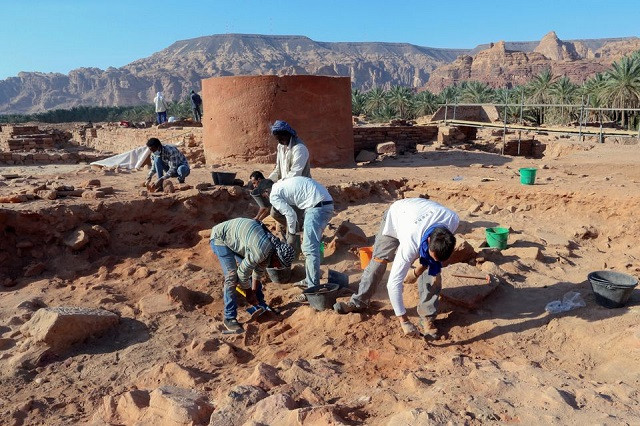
358 246 373 270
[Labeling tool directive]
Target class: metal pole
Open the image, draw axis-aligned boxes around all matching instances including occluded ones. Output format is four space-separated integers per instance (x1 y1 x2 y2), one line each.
578 95 584 141
518 90 524 156
453 97 458 122
444 101 448 125
599 109 604 144
502 101 508 156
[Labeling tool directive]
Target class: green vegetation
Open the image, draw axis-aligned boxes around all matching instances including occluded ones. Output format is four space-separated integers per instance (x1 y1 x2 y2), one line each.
0 99 194 125
351 50 640 129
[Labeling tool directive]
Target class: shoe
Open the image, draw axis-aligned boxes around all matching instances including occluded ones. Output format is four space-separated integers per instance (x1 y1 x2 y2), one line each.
246 305 265 318
177 177 185 184
223 318 244 333
333 301 362 314
419 317 439 340
292 293 307 303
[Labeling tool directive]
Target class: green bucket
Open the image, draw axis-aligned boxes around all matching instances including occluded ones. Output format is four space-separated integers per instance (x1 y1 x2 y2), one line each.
519 168 537 185
485 227 509 249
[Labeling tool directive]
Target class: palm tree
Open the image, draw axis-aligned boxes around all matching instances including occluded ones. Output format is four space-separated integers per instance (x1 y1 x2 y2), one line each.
460 81 495 103
603 55 640 127
526 68 557 125
550 76 578 124
412 90 439 117
438 85 460 105
387 86 414 119
351 89 366 116
364 87 388 117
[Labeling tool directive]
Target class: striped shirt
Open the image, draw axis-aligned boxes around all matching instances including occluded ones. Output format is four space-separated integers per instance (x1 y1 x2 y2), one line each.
210 218 274 284
147 144 189 179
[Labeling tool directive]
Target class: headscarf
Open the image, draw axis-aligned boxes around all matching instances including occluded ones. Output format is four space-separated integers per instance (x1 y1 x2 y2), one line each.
258 221 295 268
270 120 297 137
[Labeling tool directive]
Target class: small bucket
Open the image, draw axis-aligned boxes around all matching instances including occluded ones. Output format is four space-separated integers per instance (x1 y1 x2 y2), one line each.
485 227 509 250
303 283 340 311
588 270 638 308
358 246 373 270
212 171 237 185
519 168 537 185
266 266 292 284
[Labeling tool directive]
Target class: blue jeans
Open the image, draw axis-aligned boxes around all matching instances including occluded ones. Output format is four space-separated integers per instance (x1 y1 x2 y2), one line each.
301 204 334 287
152 155 190 182
157 111 167 124
211 241 265 320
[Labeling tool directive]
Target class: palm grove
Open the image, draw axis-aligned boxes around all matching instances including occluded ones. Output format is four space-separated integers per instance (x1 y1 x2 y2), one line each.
2 51 639 128
353 50 640 129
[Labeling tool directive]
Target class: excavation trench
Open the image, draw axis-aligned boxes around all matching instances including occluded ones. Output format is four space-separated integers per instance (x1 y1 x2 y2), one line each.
2 177 640 425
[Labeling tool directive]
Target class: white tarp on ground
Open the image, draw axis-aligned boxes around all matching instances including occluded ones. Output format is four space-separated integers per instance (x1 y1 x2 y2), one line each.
90 146 151 170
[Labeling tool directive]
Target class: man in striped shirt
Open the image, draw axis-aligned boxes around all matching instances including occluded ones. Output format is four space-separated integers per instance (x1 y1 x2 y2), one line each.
210 218 295 333
144 137 190 190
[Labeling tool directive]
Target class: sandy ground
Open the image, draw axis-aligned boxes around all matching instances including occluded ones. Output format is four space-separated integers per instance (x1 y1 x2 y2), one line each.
1 137 640 425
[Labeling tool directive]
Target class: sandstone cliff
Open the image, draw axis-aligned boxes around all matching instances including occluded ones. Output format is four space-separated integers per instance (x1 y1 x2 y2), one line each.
425 32 640 92
0 34 467 114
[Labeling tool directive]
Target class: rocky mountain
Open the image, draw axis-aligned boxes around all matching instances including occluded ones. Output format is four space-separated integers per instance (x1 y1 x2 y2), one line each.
1 32 639 114
425 31 640 92
0 34 467 114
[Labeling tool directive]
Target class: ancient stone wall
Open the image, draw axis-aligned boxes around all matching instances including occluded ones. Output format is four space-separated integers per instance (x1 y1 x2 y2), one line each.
201 75 354 167
70 126 203 154
353 126 438 153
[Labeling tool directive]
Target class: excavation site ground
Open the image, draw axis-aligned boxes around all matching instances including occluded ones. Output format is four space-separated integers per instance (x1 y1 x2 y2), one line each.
1 133 640 425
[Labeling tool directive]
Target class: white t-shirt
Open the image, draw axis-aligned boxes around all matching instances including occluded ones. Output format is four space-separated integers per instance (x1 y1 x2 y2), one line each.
384 198 459 316
270 176 332 234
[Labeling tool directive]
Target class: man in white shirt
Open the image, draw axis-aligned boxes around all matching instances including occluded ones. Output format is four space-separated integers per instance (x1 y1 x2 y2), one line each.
266 120 312 256
334 198 458 339
257 176 334 293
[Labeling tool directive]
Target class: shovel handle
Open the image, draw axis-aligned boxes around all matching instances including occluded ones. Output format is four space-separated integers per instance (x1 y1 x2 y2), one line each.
451 274 490 281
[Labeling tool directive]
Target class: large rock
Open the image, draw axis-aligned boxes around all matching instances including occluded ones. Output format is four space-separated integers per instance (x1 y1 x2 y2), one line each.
247 393 296 424
141 386 213 426
441 264 497 309
19 307 119 354
64 229 90 250
116 389 150 424
376 141 397 154
444 238 477 265
355 150 377 163
225 385 268 408
335 221 368 247
245 362 285 390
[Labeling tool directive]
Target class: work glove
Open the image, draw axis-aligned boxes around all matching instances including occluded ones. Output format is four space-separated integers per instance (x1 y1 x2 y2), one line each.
404 268 419 285
400 321 420 337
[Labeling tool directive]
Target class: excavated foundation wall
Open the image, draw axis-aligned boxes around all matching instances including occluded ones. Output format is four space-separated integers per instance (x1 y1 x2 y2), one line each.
70 127 203 154
353 126 438 153
201 75 354 167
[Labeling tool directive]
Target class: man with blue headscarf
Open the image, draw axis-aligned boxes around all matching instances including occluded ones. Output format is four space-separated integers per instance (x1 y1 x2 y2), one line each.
334 198 459 340
267 120 311 257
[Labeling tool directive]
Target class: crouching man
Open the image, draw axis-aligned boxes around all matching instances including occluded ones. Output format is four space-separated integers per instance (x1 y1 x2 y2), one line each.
210 218 295 333
334 198 458 339
144 137 190 190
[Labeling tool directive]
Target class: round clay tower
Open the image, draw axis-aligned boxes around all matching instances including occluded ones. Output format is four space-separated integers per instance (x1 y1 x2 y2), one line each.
201 75 354 167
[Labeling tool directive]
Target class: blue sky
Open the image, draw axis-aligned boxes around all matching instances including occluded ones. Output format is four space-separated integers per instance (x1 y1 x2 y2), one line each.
1 0 638 80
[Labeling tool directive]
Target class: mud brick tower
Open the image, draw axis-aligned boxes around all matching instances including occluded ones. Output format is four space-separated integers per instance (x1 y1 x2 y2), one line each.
201 75 354 167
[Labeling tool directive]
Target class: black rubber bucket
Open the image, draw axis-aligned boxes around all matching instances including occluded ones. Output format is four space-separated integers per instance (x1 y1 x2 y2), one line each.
588 270 638 308
211 171 237 185
303 283 340 311
266 266 292 284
